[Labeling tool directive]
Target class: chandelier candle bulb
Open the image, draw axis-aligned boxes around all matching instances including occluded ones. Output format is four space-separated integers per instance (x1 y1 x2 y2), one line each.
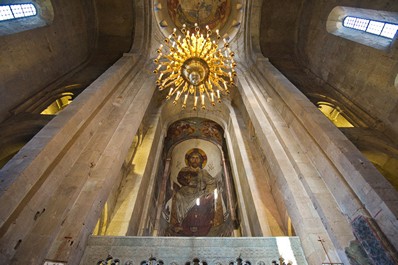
182 94 188 109
176 91 181 101
154 54 162 63
155 64 162 73
183 94 188 105
223 81 228 91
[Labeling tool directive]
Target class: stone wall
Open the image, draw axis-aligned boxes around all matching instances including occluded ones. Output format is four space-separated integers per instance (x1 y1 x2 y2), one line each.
0 1 150 263
0 0 96 122
0 0 135 123
260 0 398 139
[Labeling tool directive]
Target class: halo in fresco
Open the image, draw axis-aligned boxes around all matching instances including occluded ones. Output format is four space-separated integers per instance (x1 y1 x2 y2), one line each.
184 148 208 167
167 0 231 30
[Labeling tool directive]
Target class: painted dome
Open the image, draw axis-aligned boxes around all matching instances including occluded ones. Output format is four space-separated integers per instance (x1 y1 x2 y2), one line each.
154 0 242 41
166 0 231 31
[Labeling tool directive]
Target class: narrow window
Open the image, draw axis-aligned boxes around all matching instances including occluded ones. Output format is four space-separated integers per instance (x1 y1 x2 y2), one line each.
0 1 54 36
317 102 354 128
327 7 398 50
41 93 74 115
0 4 37 21
342 16 398 39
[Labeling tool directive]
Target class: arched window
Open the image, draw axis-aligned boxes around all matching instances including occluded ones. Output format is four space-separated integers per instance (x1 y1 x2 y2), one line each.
0 1 54 36
327 7 398 50
343 16 398 39
317 102 354 128
41 93 74 115
0 4 37 21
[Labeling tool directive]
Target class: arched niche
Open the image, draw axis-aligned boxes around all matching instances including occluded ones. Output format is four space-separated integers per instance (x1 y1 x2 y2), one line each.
96 89 288 238
155 117 239 236
159 98 232 133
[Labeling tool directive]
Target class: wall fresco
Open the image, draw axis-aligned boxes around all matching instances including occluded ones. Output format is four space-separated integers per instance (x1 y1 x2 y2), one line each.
160 119 235 236
165 118 224 151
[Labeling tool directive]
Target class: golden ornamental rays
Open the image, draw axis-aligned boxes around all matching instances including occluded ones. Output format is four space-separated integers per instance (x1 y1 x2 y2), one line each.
153 23 237 110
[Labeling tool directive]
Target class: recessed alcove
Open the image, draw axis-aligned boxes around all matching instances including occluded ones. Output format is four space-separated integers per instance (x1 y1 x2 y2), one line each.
92 89 293 238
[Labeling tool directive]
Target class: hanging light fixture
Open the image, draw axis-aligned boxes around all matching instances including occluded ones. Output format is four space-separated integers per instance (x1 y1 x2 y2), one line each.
153 23 237 110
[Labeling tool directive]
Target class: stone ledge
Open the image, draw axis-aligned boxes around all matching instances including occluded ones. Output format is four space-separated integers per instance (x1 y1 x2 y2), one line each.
80 236 307 265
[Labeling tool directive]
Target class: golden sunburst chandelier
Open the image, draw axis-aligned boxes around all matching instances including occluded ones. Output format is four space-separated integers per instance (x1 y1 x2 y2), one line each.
153 23 237 110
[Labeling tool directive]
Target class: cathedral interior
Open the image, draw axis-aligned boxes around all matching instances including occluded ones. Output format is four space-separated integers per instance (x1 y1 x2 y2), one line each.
0 0 398 264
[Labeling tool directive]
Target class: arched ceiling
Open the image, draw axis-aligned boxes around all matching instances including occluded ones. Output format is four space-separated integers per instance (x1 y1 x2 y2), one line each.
1 0 397 143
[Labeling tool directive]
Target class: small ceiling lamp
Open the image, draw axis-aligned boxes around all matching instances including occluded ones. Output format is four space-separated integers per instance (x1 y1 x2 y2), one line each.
153 23 237 110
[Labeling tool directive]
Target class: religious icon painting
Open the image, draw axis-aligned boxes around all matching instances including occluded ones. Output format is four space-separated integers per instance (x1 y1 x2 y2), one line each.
162 140 233 236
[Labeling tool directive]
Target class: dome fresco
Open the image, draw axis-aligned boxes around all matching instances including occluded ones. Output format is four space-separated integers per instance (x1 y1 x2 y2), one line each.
154 0 242 41
166 0 231 31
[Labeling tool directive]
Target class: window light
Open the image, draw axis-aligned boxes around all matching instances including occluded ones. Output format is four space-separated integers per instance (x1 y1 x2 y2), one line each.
327 7 398 50
343 16 398 39
0 4 36 22
381 23 398 38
